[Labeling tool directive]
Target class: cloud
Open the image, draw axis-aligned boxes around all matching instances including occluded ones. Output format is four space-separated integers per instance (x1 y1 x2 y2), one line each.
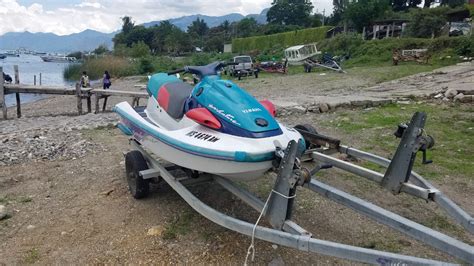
0 0 333 36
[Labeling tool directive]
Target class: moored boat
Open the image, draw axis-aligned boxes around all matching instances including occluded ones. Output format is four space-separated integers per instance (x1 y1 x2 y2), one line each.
40 55 77 63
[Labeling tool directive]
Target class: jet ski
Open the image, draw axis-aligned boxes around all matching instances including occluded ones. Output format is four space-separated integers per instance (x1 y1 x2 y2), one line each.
114 61 305 180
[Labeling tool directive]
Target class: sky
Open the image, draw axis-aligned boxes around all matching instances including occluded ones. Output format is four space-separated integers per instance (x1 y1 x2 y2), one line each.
0 0 334 36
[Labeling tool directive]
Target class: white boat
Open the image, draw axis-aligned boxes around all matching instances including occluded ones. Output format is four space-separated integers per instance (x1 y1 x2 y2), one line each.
284 43 321 65
5 50 20 57
40 55 77 63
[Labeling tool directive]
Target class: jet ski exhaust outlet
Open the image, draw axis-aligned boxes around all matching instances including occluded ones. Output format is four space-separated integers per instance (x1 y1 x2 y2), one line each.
125 112 473 264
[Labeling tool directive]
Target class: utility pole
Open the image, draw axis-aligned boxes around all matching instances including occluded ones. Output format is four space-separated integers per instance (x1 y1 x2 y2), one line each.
322 9 325 26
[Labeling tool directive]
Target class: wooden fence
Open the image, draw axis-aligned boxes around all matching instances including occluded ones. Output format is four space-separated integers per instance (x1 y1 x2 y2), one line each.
0 65 148 119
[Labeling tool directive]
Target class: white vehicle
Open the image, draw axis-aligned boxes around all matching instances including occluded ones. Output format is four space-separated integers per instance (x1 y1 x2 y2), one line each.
228 55 258 80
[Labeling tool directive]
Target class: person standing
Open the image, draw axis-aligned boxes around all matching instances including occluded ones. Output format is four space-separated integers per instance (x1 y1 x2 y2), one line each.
103 70 111 90
80 71 90 88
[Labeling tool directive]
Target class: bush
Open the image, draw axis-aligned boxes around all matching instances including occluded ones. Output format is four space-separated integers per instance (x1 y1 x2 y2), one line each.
232 26 332 53
317 34 473 66
63 56 139 81
139 57 154 74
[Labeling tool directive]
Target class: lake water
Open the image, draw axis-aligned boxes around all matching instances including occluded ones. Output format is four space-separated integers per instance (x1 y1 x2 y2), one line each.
0 54 72 107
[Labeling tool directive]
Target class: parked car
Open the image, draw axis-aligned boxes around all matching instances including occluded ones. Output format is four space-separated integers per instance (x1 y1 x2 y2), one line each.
227 55 258 80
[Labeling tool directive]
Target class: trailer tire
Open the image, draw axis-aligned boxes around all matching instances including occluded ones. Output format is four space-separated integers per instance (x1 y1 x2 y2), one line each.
254 71 258 78
125 150 150 199
294 124 319 149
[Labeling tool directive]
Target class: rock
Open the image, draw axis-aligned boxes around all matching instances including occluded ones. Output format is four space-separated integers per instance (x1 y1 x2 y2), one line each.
307 104 321 113
397 100 410 105
0 205 8 220
444 88 458 98
291 106 307 114
147 225 165 236
372 99 392 106
453 93 465 102
272 244 278 250
433 93 443 99
442 97 449 102
350 100 372 108
319 103 329 113
459 95 473 103
268 256 285 266
26 225 36 230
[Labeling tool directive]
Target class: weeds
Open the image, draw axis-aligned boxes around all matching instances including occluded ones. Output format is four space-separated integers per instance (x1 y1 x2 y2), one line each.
24 248 40 264
162 209 196 240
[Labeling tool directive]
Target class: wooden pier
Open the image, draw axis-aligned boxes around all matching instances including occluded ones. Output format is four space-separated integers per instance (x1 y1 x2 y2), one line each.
0 65 148 119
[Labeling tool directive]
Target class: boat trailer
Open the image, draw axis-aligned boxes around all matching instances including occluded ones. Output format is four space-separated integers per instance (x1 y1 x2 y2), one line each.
304 54 345 73
123 112 473 264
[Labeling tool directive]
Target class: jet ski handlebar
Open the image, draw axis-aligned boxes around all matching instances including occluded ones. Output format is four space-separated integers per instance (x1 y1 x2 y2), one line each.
167 61 238 77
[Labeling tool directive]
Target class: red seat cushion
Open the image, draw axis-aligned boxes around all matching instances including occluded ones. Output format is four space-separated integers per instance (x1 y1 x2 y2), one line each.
157 86 170 111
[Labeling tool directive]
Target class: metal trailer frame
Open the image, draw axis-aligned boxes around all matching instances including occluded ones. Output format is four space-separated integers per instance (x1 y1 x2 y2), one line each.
304 57 346 73
125 112 473 265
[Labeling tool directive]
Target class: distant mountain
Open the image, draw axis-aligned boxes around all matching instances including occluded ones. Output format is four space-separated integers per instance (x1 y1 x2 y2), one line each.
0 30 115 53
143 8 269 30
0 9 269 53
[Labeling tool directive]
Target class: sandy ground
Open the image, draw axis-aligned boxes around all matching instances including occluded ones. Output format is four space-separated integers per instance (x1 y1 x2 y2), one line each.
0 65 473 264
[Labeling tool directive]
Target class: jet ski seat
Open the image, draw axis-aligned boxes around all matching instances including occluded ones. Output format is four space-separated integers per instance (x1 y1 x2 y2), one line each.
157 81 194 120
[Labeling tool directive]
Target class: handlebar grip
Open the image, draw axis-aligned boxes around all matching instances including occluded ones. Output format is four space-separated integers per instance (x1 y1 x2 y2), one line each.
167 68 184 75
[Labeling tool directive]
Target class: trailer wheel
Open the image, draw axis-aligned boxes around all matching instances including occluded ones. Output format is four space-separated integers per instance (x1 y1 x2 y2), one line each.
294 124 319 149
125 150 150 199
254 71 258 78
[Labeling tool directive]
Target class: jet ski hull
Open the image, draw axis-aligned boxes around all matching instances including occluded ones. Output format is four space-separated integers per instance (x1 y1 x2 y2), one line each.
114 102 304 180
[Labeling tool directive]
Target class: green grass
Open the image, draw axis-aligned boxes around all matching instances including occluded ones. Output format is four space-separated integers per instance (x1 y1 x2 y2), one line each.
162 209 196 240
323 103 474 180
0 195 33 204
24 248 40 264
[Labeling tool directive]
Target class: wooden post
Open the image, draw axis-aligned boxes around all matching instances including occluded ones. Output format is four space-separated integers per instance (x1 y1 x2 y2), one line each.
372 25 377 40
76 82 82 115
34 75 36 85
362 27 366 40
14 65 21 118
95 93 100 114
0 66 6 119
386 25 390 38
39 73 42 86
392 22 395 37
87 95 92 113
102 96 108 112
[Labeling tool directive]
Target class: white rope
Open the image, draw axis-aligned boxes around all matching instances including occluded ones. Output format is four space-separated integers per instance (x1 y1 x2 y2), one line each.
244 189 296 266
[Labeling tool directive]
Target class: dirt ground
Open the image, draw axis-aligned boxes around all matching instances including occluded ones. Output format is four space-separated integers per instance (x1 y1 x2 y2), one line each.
0 65 472 264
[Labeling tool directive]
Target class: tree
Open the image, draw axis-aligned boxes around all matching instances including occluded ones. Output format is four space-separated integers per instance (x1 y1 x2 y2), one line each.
423 0 434 8
344 0 390 32
165 28 192 55
121 16 135 34
188 18 209 37
407 7 449 38
187 18 209 49
311 13 324 27
267 0 314 27
236 18 258 37
93 44 109 55
330 0 349 25
440 0 465 8
129 41 150 58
